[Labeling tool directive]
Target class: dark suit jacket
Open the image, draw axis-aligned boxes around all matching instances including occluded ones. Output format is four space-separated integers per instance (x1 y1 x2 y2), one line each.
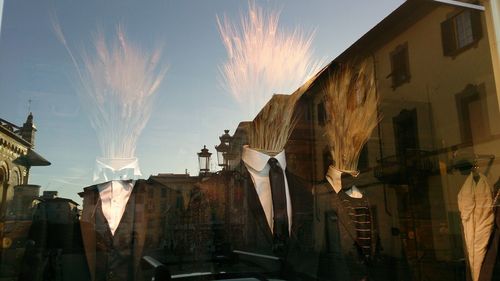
314 182 384 281
196 166 317 280
79 179 154 281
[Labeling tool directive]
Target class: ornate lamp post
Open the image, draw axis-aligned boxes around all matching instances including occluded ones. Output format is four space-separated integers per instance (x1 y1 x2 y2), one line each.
215 141 229 170
215 130 232 170
197 145 212 175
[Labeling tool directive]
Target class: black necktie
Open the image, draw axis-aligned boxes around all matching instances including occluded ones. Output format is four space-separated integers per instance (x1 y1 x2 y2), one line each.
268 158 289 242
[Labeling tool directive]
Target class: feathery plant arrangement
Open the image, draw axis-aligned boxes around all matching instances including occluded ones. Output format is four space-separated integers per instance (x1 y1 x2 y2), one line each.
247 92 301 156
53 24 167 159
53 21 167 180
323 61 380 175
217 1 324 119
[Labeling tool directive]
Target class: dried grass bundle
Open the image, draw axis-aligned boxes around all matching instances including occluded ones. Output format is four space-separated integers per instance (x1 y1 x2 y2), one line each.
323 61 380 172
217 1 324 119
247 93 301 155
52 22 167 159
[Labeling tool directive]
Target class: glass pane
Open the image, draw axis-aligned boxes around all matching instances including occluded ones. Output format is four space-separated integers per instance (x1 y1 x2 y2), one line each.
0 1 499 281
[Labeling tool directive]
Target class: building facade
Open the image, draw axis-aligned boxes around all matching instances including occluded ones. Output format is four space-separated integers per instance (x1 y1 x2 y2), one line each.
219 0 500 279
297 1 500 279
0 114 36 219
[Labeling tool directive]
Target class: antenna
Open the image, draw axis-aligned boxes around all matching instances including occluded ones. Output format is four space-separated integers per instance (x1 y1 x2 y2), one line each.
27 98 32 114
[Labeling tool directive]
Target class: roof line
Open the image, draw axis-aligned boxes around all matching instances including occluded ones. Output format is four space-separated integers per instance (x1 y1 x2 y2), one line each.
431 0 485 11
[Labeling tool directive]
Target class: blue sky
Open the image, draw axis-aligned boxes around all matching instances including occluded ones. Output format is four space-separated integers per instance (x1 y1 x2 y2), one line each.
0 0 404 202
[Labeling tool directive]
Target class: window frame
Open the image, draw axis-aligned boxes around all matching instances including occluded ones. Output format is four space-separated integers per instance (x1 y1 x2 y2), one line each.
388 42 411 90
441 9 482 57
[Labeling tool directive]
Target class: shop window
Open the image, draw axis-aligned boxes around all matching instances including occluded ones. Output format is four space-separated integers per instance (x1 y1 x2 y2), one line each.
455 84 490 144
441 9 482 57
388 43 410 89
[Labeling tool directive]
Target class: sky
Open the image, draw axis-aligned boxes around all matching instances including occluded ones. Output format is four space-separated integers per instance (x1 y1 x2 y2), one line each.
0 0 405 203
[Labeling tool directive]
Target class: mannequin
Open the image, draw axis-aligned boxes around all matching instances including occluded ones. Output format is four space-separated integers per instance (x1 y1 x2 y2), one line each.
315 61 384 281
93 157 142 236
454 156 497 281
196 93 318 280
78 157 156 281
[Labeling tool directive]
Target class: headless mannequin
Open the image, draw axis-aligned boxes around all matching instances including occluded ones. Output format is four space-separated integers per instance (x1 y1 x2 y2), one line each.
97 180 135 235
325 165 363 198
93 159 141 235
241 145 293 234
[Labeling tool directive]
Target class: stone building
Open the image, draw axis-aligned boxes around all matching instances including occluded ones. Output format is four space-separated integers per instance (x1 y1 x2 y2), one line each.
0 113 49 220
0 113 50 278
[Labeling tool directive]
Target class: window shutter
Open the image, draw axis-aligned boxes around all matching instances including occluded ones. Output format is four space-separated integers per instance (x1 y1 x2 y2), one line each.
441 18 455 56
471 11 483 41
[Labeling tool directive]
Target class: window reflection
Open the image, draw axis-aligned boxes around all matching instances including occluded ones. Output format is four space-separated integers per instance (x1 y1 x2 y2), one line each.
0 1 499 281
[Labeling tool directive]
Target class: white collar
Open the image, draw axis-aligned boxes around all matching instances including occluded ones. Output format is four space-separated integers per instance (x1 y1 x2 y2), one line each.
345 185 363 198
97 179 135 192
242 145 287 172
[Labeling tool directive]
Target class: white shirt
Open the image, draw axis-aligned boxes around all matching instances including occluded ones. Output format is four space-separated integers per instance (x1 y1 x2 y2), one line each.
97 180 135 235
325 165 363 198
242 145 292 234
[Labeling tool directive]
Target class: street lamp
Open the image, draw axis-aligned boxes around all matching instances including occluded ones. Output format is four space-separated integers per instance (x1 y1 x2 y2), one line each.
215 130 232 170
220 130 231 146
215 140 229 169
197 145 211 175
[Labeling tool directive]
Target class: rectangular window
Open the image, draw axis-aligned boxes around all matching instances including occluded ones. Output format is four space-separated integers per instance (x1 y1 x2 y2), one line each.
389 43 410 89
455 11 474 48
441 10 482 56
455 84 490 144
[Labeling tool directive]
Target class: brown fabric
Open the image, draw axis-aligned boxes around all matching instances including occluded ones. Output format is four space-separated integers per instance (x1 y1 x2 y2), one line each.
94 189 136 281
337 191 373 259
314 182 383 281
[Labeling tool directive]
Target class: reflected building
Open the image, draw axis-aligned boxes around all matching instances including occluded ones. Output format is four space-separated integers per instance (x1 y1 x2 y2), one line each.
288 1 500 280
214 1 500 279
31 191 81 251
0 113 37 219
0 113 51 278
146 172 246 263
35 191 80 225
146 173 199 250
